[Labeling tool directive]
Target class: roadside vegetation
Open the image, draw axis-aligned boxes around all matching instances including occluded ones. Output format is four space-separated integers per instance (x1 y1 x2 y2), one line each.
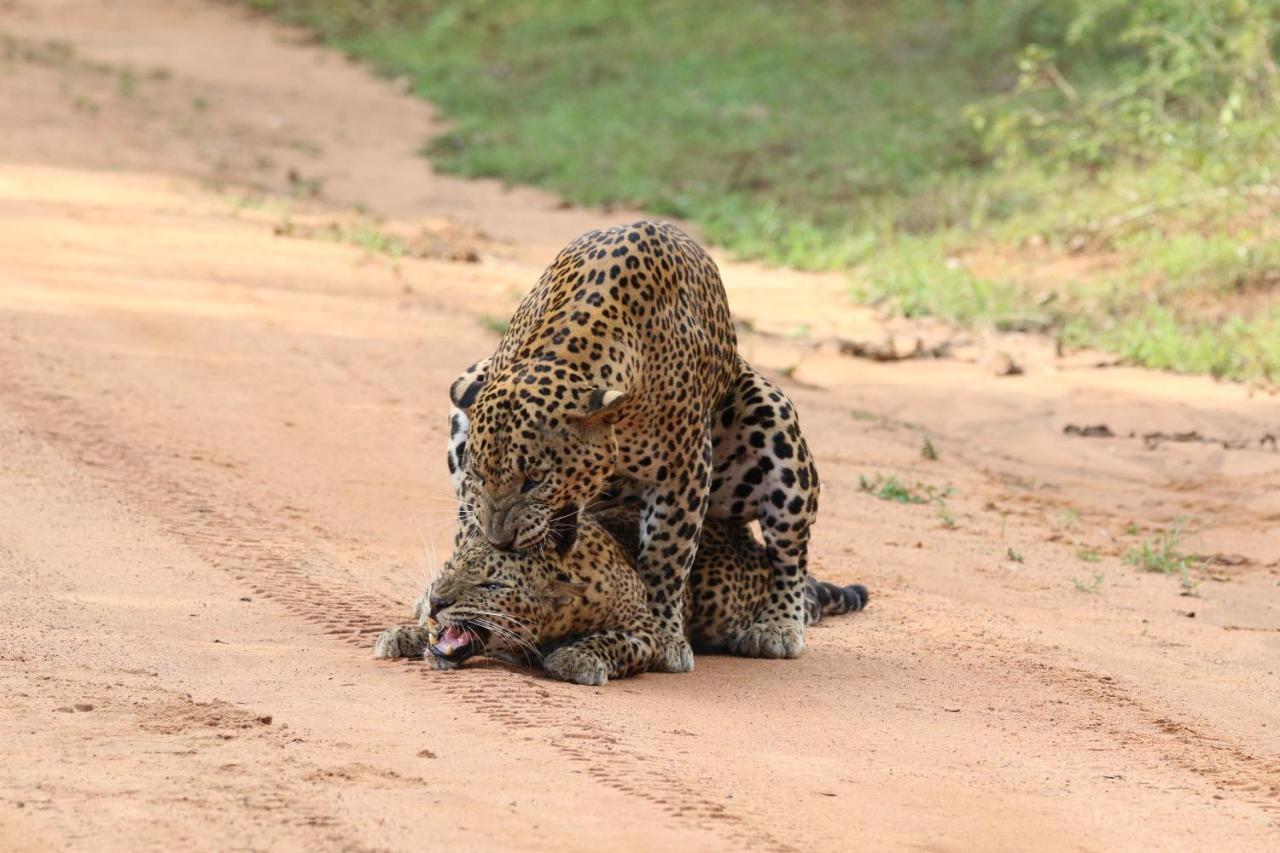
245 0 1280 382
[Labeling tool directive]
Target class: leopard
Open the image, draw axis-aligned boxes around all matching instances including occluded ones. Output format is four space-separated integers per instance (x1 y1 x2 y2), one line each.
449 220 738 673
374 509 867 686
448 352 821 659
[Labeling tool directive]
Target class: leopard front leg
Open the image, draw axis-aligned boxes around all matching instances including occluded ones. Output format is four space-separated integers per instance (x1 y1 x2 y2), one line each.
730 458 818 660
374 624 432 660
542 626 658 686
636 438 713 673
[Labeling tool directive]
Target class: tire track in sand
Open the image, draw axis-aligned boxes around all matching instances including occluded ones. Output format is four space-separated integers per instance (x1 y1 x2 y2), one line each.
0 370 787 851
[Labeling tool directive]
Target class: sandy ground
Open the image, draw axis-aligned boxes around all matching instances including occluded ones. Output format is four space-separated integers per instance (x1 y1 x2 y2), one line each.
1 2 1278 850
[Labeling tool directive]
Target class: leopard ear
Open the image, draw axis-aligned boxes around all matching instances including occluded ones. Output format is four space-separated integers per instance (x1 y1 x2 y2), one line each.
449 358 491 410
576 387 627 426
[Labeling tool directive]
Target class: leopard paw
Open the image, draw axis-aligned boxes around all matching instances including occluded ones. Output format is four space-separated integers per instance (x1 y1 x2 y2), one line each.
374 625 429 660
729 622 805 659
649 635 695 673
544 646 609 686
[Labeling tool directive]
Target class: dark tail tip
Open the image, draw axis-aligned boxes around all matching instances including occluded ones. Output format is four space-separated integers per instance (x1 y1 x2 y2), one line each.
843 584 869 612
805 577 870 620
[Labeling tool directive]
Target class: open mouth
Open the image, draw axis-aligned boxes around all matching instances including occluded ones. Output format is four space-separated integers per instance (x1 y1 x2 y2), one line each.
429 622 488 664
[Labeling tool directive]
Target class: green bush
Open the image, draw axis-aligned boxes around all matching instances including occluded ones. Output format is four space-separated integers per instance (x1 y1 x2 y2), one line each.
972 0 1280 173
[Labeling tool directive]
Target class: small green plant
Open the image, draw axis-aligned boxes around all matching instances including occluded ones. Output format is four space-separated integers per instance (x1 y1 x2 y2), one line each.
849 408 879 422
1124 521 1140 536
1125 521 1207 595
1077 548 1101 563
477 314 510 335
923 484 954 503
921 435 938 461
1124 521 1193 574
1072 572 1105 594
1059 508 1081 529
859 474 927 504
1006 546 1024 563
859 474 957 529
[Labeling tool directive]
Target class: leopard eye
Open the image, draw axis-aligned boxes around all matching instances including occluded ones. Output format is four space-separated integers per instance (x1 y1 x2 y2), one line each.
521 473 542 493
480 581 506 591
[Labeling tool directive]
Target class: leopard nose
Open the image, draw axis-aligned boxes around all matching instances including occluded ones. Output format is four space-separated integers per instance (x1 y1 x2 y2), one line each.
427 596 449 618
485 507 516 551
488 533 516 552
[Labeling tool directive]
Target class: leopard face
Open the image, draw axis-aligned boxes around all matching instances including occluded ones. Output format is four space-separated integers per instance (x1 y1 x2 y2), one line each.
425 540 568 666
461 368 625 553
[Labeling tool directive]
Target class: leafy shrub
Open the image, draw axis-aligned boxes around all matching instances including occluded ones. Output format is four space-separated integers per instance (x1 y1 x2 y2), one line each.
972 0 1280 172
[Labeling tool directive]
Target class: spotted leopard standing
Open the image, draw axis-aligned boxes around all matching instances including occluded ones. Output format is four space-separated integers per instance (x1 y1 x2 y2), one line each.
448 353 820 658
449 221 738 673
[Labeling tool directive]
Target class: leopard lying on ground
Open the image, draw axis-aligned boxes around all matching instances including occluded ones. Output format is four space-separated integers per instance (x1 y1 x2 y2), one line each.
451 220 739 673
374 510 867 686
448 352 819 660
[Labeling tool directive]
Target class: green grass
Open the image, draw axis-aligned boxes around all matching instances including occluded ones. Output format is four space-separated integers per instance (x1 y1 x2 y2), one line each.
858 475 929 505
243 0 1280 383
1124 522 1193 574
1124 520 1203 595
858 474 953 510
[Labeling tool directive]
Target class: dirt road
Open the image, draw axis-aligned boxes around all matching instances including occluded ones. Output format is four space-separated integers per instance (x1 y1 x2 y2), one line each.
2 2 1278 850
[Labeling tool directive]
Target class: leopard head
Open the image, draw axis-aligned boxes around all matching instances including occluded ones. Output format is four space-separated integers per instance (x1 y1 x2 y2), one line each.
423 538 585 667
452 363 626 554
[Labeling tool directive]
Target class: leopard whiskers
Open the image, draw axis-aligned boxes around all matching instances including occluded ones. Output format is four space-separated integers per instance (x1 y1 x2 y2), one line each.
469 616 541 662
462 607 542 657
465 607 538 631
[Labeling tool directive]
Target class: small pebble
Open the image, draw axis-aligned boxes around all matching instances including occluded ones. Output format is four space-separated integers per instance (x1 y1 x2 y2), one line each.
417 749 437 759
74 703 94 712
54 706 74 713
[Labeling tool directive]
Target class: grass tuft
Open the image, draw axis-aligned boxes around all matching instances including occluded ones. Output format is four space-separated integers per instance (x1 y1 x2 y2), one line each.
1124 522 1192 574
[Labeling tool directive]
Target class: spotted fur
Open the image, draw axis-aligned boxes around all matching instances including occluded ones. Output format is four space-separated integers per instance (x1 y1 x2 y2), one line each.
450 221 737 673
449 353 819 658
